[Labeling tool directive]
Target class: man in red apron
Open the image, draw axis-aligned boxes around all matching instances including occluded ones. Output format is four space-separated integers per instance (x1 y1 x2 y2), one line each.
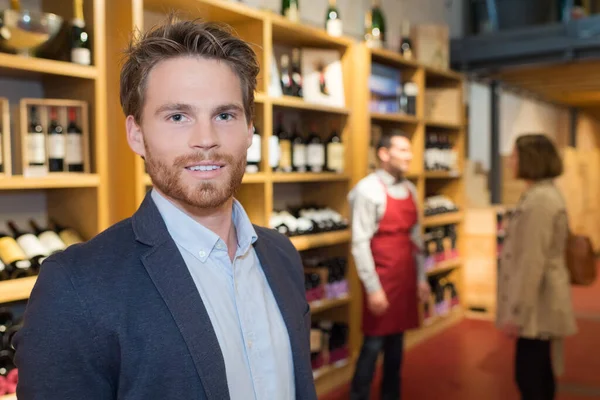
349 131 430 400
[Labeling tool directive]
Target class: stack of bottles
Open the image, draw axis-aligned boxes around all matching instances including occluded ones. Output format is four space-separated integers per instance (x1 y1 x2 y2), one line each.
0 308 20 396
310 321 350 372
424 195 459 217
0 220 84 281
424 132 458 173
423 277 460 323
304 257 349 303
270 206 348 237
423 224 459 270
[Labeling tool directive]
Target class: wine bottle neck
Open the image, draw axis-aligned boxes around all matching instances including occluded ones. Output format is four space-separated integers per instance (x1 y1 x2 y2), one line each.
73 0 85 23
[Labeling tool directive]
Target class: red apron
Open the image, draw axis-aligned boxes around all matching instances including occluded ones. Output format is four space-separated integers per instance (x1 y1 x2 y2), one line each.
361 180 419 336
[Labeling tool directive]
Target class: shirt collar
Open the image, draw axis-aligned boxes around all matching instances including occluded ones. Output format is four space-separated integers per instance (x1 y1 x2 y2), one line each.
150 189 258 263
375 169 403 186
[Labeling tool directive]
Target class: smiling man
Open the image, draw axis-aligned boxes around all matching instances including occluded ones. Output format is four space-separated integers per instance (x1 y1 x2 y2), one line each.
13 16 317 400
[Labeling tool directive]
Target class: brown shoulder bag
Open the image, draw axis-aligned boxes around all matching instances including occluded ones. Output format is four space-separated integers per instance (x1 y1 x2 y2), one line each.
566 231 597 286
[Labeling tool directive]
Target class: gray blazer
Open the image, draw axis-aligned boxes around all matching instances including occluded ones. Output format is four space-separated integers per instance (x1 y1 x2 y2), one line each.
13 192 317 400
496 180 577 339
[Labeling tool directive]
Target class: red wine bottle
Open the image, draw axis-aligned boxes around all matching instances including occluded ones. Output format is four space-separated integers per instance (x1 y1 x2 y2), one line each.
48 106 65 172
28 106 46 168
66 107 84 172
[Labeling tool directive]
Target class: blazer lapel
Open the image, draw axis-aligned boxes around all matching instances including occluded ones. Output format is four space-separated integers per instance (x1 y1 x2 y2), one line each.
132 193 230 400
252 234 315 400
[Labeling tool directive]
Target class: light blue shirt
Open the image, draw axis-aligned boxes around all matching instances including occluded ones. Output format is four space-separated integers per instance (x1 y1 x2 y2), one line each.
151 189 295 400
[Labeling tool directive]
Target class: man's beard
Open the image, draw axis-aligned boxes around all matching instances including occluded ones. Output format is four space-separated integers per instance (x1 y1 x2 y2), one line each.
144 144 246 209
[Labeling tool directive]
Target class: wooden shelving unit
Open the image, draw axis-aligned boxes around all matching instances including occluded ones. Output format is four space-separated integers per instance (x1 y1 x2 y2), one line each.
0 0 109 308
105 1 356 395
350 42 466 355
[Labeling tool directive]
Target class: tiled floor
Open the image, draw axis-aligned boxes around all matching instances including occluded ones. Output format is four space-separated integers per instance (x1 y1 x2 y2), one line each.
322 261 600 400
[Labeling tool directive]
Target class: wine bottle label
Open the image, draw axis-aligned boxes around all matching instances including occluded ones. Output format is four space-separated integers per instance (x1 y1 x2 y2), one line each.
48 135 66 158
71 48 91 66
269 136 280 168
307 144 325 169
327 19 343 37
327 142 344 172
279 140 292 170
0 237 27 264
293 144 306 167
28 133 46 164
17 233 50 259
246 134 261 163
59 229 83 246
39 231 67 254
285 4 299 22
66 134 84 164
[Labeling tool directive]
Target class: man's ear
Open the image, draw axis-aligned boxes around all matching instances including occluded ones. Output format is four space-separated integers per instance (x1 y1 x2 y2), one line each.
247 122 254 149
126 115 145 158
377 146 389 164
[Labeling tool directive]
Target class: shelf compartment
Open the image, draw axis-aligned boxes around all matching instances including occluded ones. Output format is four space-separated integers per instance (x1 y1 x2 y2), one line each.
0 276 37 304
272 172 349 183
0 52 98 80
289 229 351 251
371 113 419 124
423 211 463 227
425 171 462 179
369 47 419 70
426 258 462 276
314 356 355 396
270 15 353 49
0 173 100 190
271 95 349 114
310 294 351 314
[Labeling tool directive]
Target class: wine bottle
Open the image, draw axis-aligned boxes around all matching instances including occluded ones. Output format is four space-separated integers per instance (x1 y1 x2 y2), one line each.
403 82 418 115
291 125 307 173
280 54 294 97
30 220 66 255
0 349 16 377
276 117 293 173
246 126 261 173
281 0 299 22
28 106 46 168
365 0 385 49
7 221 49 268
0 232 32 275
48 107 65 172
291 48 303 98
306 126 325 173
70 0 91 65
399 21 413 59
51 220 84 246
0 309 12 335
269 127 280 172
66 107 85 172
325 126 344 173
325 0 343 37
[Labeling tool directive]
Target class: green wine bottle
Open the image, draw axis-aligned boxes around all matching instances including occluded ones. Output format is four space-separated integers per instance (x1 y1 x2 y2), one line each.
325 0 342 37
281 0 299 22
365 0 385 48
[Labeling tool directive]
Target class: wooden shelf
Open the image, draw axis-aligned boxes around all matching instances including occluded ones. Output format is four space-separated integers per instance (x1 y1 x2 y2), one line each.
425 120 464 130
371 112 419 124
0 174 101 190
0 52 98 80
310 294 351 314
272 172 349 183
425 66 463 82
289 230 351 251
270 14 354 49
369 47 419 69
271 95 349 114
423 211 463 227
426 258 462 276
425 170 462 179
0 276 37 304
314 356 355 397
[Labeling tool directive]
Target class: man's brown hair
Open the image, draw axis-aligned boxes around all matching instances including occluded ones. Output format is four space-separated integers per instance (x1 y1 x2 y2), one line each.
119 14 260 124
515 134 563 180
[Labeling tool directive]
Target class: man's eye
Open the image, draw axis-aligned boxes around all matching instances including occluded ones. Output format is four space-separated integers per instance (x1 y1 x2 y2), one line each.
169 114 187 122
216 113 233 121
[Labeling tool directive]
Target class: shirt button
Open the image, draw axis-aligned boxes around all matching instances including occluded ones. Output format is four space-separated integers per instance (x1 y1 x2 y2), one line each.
248 340 253 348
199 250 206 257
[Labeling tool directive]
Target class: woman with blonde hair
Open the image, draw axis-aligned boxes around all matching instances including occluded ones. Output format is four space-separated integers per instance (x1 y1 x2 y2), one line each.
497 134 577 400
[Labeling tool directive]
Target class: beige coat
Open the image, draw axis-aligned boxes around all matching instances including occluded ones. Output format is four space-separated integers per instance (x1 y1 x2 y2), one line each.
496 180 577 340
